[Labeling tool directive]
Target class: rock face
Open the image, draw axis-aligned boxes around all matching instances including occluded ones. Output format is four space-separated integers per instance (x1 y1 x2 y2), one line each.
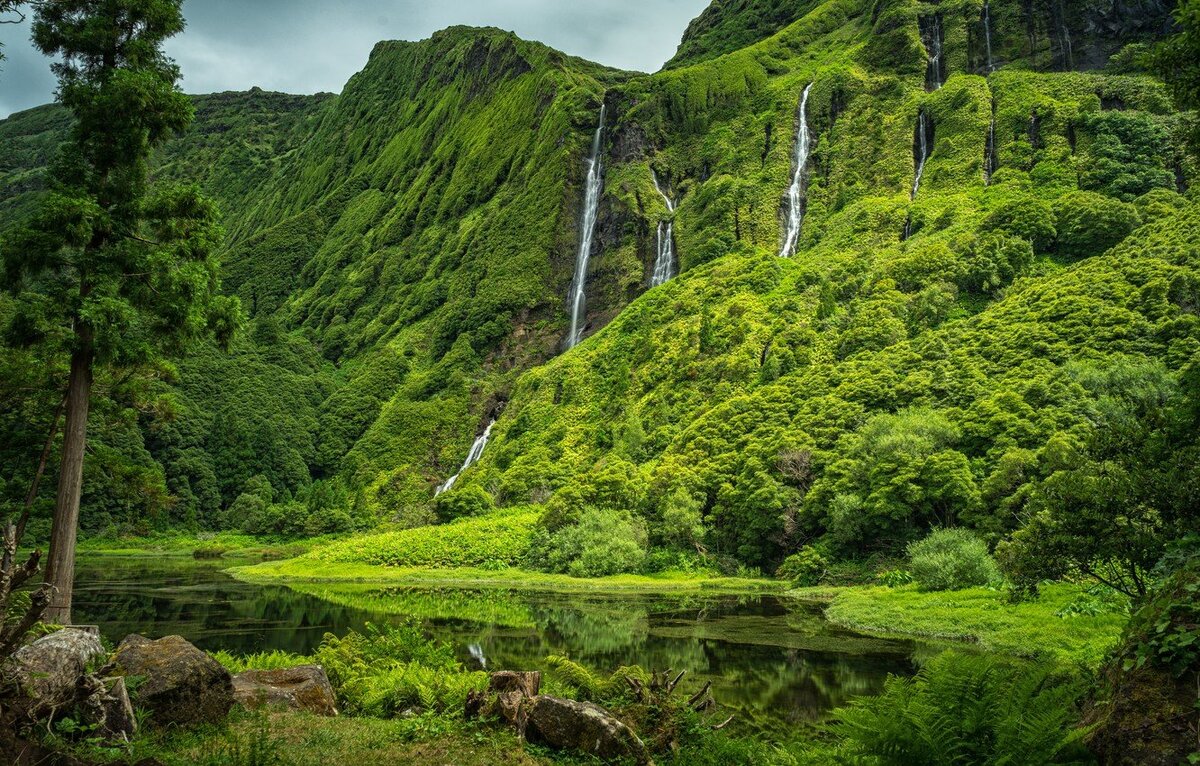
232 665 338 716
107 635 233 727
9 628 105 718
525 695 651 766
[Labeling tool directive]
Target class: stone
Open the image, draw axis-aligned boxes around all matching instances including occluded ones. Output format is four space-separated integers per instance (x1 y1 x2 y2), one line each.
106 634 233 728
525 695 651 765
9 628 105 718
232 665 338 716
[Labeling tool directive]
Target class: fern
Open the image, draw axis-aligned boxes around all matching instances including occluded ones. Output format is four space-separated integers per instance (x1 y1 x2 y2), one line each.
833 651 1093 766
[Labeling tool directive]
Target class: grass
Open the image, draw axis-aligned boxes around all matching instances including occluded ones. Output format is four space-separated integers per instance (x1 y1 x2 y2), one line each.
75 531 325 559
230 559 781 594
136 709 550 766
815 583 1127 667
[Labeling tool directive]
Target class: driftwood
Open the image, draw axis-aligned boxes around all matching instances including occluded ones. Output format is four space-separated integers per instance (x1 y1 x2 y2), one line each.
0 522 50 659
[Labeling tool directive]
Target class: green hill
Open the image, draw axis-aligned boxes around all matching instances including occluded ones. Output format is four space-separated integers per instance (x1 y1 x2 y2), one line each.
0 0 1196 575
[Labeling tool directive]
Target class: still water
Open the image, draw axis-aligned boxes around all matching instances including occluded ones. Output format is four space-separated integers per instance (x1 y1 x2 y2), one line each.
73 555 919 731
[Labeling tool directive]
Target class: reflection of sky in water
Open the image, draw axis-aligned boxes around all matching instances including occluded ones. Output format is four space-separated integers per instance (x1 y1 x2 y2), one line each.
73 556 918 734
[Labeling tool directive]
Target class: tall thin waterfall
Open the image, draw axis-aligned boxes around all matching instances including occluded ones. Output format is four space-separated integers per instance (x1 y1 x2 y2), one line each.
912 109 931 200
779 83 815 258
983 2 995 72
650 170 676 286
435 419 496 496
985 113 998 184
566 104 607 350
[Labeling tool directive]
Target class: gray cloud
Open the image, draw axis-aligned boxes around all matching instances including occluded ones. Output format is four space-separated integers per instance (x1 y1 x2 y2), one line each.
0 0 709 118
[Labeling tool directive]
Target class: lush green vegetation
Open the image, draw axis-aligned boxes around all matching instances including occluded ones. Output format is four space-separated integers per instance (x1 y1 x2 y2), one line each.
3 0 1200 760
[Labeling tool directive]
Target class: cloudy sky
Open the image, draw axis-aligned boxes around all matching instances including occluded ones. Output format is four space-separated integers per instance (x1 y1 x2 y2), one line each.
0 0 711 118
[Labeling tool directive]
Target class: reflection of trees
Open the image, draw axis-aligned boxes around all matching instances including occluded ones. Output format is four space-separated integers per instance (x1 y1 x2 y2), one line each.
76 560 919 733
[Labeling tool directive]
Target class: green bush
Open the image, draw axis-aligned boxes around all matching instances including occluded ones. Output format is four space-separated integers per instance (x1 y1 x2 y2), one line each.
433 484 495 523
981 196 1056 252
537 507 648 578
1054 191 1142 260
775 546 828 586
834 651 1091 765
907 528 1002 592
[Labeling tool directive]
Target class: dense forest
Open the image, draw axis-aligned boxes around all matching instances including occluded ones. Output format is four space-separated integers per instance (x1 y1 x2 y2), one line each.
1 0 1199 761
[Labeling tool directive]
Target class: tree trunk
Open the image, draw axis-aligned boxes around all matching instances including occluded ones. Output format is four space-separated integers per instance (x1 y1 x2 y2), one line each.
42 343 93 625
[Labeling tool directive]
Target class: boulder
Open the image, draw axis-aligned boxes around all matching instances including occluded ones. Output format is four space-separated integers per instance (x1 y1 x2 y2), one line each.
9 628 105 718
106 635 233 727
232 665 337 716
525 695 651 765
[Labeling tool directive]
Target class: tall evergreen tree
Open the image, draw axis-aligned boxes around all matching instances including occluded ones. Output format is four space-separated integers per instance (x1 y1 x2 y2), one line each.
3 0 237 623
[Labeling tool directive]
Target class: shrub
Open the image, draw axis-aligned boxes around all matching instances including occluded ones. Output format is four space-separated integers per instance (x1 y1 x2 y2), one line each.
834 651 1091 765
1054 191 1141 260
907 528 1001 591
775 546 828 586
981 195 1056 251
538 508 648 577
433 484 495 523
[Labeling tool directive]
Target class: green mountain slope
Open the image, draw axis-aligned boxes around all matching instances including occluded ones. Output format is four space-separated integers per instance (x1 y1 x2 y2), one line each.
0 0 1196 569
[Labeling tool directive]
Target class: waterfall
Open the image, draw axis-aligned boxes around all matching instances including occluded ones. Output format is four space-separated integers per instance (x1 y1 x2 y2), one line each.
435 419 496 496
921 15 945 91
650 170 676 286
468 644 488 669
911 109 931 200
779 83 815 258
566 104 606 350
983 2 995 72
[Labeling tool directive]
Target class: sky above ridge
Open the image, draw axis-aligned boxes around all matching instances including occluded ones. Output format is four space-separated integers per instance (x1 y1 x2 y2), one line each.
0 0 710 118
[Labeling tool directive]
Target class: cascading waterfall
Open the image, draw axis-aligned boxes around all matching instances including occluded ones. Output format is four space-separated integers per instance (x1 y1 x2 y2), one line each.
779 83 815 258
435 419 496 496
911 109 931 200
983 2 995 72
650 170 676 286
566 104 607 350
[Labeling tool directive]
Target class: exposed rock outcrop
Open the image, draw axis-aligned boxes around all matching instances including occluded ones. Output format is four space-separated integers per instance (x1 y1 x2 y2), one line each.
525 695 652 765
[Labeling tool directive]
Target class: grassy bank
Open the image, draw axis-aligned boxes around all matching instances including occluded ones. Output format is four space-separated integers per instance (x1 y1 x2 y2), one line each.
814 583 1127 666
75 531 328 559
230 558 781 594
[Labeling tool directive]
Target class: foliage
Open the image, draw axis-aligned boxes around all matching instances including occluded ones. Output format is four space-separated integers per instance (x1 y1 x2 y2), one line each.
906 528 1002 592
532 507 649 578
824 583 1125 666
305 510 537 569
775 545 828 586
998 358 1200 599
312 622 485 717
210 650 307 674
1052 191 1142 260
833 651 1092 766
433 484 495 523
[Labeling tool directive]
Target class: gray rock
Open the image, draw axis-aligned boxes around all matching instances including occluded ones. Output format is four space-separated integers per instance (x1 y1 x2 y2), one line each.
525 695 651 765
107 635 233 728
9 628 105 718
232 665 337 716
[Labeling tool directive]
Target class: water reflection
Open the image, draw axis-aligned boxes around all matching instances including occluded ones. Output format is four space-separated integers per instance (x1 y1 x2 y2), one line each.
73 556 917 732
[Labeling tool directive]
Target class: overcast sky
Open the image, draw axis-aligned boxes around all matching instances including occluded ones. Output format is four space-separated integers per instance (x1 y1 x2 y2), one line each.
0 0 710 118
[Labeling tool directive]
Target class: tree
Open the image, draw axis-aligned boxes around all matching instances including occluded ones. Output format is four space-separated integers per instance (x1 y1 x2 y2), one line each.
4 0 238 623
1154 0 1200 150
0 2 27 64
997 358 1200 599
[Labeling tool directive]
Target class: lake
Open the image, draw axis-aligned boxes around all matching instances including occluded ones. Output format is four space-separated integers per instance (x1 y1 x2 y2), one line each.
73 555 920 733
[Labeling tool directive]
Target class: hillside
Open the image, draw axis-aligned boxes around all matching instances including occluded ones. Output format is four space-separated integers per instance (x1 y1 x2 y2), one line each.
0 0 1196 574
